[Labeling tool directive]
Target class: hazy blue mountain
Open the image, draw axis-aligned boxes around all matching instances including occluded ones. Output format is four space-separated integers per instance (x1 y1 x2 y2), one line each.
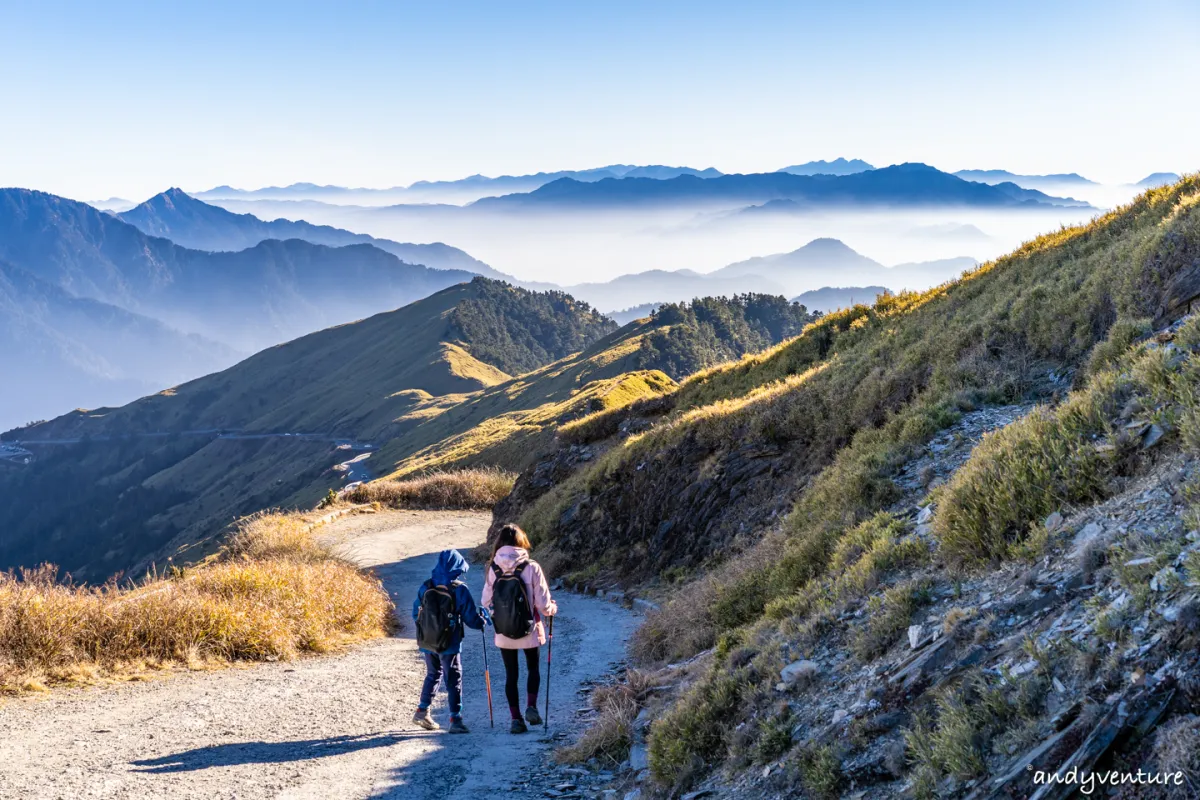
1136 172 1182 188
606 301 665 324
776 158 875 176
793 285 890 313
0 260 237 431
194 165 726 206
87 197 136 212
118 188 502 276
564 269 786 314
710 238 976 296
618 165 723 179
0 188 477 351
473 164 1087 210
889 256 979 285
954 169 1098 189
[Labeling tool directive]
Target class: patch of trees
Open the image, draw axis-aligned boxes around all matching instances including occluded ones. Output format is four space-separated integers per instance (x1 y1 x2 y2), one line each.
448 278 618 375
635 294 817 379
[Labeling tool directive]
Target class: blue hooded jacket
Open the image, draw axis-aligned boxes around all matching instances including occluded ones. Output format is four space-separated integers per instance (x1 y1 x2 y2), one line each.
412 549 488 655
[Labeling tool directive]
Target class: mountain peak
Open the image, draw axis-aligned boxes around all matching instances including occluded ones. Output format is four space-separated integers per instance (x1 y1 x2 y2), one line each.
776 158 875 176
792 237 863 257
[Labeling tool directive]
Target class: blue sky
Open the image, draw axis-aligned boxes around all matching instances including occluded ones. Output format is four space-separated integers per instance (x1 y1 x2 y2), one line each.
1 0 1197 200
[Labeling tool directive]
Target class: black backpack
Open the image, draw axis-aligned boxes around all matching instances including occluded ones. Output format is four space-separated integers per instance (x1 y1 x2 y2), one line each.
416 580 460 653
491 560 534 639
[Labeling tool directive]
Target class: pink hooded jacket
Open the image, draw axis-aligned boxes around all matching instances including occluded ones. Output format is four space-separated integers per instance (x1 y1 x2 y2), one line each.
481 546 557 649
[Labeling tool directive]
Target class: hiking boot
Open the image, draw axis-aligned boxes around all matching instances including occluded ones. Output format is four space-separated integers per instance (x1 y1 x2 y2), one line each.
510 717 528 734
412 708 436 731
524 705 543 726
448 717 470 734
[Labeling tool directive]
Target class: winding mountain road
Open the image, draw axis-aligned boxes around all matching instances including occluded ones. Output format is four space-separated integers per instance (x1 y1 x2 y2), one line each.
0 511 636 799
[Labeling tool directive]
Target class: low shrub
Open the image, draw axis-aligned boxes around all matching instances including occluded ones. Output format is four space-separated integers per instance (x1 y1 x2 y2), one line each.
556 669 663 766
648 667 747 787
345 468 515 510
933 379 1123 564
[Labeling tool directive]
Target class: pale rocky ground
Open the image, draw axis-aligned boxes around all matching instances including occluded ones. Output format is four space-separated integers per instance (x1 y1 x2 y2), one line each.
0 510 637 800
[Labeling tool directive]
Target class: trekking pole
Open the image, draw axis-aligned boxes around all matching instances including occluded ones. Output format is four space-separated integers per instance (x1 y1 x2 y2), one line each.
544 615 554 732
481 626 494 728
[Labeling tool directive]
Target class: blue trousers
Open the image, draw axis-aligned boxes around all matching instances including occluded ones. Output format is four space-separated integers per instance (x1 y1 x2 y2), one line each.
419 652 463 718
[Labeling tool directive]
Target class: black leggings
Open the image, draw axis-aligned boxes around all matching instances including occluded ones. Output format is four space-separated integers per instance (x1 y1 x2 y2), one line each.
500 647 541 713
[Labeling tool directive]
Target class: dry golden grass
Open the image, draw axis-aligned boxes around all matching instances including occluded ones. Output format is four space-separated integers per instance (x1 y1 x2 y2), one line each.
344 468 515 510
0 514 391 693
556 669 665 766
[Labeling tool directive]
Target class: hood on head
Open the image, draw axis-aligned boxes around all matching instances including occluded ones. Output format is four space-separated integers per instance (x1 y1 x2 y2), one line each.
432 549 469 584
493 545 530 572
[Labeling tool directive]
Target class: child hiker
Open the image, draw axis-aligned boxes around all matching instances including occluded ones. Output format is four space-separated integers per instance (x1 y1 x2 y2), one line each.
481 524 557 734
412 549 489 734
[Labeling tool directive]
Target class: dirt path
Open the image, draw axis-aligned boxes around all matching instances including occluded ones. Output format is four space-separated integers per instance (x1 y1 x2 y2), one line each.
0 511 637 799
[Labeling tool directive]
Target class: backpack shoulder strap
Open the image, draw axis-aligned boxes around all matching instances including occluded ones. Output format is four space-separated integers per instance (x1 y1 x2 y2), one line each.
491 561 505 579
513 558 530 575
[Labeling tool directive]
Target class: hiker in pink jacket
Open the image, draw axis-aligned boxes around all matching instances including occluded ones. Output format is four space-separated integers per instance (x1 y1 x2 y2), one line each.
481 523 557 734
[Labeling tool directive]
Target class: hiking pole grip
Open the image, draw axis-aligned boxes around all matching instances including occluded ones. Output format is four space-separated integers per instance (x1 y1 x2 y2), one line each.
544 615 554 731
482 626 494 728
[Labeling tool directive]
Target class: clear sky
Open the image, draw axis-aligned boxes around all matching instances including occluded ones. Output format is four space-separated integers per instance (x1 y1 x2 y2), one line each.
1 0 1196 201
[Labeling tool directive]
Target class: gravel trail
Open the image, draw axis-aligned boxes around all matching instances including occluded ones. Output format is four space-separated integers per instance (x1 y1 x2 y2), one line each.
0 510 636 799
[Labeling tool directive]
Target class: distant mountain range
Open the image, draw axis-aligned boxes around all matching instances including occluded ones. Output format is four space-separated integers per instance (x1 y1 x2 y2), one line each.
573 239 977 313
195 165 725 206
473 164 1090 210
118 188 502 277
186 162 1186 212
776 158 875 176
952 169 1098 195
710 238 977 296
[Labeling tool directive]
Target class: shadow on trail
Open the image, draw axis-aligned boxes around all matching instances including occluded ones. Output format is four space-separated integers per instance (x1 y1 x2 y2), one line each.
130 731 434 773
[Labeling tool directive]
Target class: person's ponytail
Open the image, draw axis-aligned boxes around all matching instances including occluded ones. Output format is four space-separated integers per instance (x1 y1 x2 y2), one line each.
490 523 532 564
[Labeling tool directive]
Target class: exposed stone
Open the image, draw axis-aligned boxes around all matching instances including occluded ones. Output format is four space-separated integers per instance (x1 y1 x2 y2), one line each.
916 505 934 525
1044 511 1064 532
908 624 925 650
780 659 820 687
1070 522 1108 559
629 744 648 772
1142 423 1166 449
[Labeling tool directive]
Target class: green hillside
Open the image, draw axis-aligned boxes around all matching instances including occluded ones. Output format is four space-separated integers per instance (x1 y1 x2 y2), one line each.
0 281 808 581
509 176 1200 792
0 279 614 577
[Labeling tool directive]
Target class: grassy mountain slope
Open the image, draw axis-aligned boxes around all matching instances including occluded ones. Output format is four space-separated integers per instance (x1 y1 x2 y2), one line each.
510 176 1200 792
527 176 1200 594
0 279 614 577
0 260 237 431
118 188 503 277
0 284 814 582
372 294 815 480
